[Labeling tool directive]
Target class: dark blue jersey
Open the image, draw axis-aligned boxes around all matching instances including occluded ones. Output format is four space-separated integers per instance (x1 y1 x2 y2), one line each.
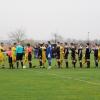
56 45 60 59
78 47 82 58
85 47 91 59
93 48 98 58
71 46 76 59
64 46 69 59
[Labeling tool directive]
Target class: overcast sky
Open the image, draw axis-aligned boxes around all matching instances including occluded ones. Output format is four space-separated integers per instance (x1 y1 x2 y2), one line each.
0 0 100 40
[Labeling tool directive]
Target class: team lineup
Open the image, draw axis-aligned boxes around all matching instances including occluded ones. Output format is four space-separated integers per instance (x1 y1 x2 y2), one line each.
0 41 100 69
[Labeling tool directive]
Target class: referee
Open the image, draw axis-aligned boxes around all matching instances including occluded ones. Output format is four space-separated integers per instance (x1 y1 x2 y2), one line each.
16 43 24 69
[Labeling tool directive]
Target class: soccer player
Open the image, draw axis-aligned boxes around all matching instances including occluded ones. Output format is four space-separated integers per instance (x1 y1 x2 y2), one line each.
7 47 13 69
93 44 98 68
64 42 69 68
85 43 91 68
24 48 28 65
12 43 16 65
0 43 5 67
34 45 39 59
16 42 24 69
56 42 64 68
38 43 42 67
46 41 52 69
60 43 64 68
98 45 100 61
70 43 77 68
41 43 46 68
38 43 46 68
26 43 33 68
56 42 61 68
78 44 83 68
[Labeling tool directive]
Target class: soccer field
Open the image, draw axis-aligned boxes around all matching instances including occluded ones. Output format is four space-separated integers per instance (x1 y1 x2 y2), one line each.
0 68 100 100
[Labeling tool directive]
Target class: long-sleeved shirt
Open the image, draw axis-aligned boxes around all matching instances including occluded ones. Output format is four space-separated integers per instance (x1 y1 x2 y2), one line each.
46 45 52 59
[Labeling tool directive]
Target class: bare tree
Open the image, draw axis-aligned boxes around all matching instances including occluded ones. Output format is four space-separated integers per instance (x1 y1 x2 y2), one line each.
8 29 26 43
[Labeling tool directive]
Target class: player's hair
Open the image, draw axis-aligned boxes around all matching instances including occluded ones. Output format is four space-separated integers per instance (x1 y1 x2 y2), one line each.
48 41 51 44
9 47 11 50
71 43 74 45
95 43 97 46
65 42 67 45
1 42 4 45
57 42 60 44
27 43 30 46
13 43 16 45
87 43 89 46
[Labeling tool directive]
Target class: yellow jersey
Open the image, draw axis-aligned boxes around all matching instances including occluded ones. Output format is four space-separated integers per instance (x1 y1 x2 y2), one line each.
12 47 16 61
98 48 100 61
60 46 64 61
0 46 4 61
41 46 46 64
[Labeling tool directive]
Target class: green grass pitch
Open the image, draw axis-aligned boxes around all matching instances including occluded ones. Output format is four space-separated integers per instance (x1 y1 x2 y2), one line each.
0 55 100 100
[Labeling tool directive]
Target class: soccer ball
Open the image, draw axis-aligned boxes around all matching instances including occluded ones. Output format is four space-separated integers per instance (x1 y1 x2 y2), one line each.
23 66 26 69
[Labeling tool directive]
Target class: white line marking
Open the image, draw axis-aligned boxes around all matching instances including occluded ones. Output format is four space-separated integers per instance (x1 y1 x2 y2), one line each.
38 71 100 86
50 73 100 86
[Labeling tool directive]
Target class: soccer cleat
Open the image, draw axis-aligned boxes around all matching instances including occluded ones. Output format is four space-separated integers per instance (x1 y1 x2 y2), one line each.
48 66 51 69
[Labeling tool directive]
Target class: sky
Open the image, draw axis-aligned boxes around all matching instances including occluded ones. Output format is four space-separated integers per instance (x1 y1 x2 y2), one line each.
0 0 100 40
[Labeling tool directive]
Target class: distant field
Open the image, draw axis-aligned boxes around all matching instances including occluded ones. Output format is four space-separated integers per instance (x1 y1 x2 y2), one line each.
0 54 100 100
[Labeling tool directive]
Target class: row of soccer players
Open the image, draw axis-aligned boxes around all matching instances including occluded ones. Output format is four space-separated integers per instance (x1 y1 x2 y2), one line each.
38 42 100 69
56 42 100 68
0 42 100 69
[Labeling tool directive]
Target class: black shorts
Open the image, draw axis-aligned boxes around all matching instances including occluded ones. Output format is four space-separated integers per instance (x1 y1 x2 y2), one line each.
28 53 32 61
85 55 90 59
8 57 12 63
71 55 76 60
79 56 82 60
16 53 23 61
56 56 60 59
64 54 68 59
94 56 98 60
56 53 60 59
